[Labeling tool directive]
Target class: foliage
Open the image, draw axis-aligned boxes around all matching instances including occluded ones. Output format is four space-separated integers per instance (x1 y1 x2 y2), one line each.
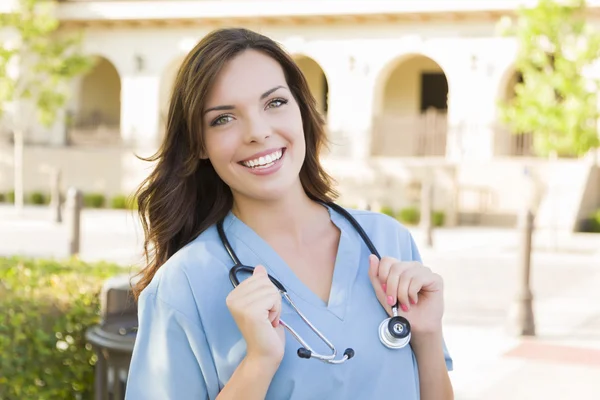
83 193 105 209
581 208 600 232
432 210 445 227
397 207 421 225
29 190 48 205
380 206 395 217
498 0 600 157
0 0 94 128
0 256 126 399
111 194 138 210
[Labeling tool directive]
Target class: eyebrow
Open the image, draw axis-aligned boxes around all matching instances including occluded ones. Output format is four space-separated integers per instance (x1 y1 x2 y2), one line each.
203 85 286 115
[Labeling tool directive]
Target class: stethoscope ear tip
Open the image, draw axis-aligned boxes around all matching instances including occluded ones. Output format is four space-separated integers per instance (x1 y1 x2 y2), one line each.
297 347 312 359
343 348 355 359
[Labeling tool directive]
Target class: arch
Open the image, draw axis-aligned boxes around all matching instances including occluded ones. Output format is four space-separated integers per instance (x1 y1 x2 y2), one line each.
292 55 329 118
495 65 535 157
371 53 449 157
158 54 186 139
69 56 121 145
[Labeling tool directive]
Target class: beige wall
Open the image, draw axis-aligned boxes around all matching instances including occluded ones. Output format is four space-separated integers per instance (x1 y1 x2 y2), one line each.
0 145 151 198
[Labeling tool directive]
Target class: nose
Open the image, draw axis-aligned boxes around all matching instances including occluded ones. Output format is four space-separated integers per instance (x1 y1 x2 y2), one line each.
244 113 271 143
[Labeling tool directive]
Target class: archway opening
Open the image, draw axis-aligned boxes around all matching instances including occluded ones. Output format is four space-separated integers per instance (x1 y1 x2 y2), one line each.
372 54 448 157
294 55 328 118
69 56 121 145
497 70 535 156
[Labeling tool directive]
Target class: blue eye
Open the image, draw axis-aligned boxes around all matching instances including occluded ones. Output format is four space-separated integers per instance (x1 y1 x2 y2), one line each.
266 98 288 109
211 115 233 127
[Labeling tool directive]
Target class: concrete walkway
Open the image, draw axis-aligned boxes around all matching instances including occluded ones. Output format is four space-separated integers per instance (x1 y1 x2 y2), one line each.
1 205 599 399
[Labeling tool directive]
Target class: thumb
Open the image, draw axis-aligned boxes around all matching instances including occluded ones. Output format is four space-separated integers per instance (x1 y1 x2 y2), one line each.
367 254 379 279
367 254 385 299
253 264 267 276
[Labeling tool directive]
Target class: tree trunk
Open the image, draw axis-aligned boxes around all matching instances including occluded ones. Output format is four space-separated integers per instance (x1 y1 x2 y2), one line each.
13 129 24 215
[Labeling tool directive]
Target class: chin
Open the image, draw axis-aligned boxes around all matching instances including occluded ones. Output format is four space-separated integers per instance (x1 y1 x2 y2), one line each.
234 175 302 204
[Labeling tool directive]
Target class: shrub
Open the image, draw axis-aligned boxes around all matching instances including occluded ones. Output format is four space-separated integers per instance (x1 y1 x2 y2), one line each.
0 192 5 203
7 190 15 204
29 191 48 205
380 206 395 217
110 195 137 210
83 193 106 209
581 209 600 233
0 257 127 399
397 207 420 225
433 211 446 227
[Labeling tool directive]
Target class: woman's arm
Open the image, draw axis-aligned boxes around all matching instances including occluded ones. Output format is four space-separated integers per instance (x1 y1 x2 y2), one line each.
126 293 213 399
411 331 454 400
216 356 279 400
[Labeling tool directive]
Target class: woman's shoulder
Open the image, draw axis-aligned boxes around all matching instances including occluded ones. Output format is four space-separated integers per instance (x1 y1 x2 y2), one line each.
138 223 231 315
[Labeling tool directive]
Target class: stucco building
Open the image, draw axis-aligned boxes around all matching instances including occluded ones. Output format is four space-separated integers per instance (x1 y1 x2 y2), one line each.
1 0 599 231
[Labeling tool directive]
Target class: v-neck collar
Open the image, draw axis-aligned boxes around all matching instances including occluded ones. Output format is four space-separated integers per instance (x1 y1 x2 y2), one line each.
222 204 362 321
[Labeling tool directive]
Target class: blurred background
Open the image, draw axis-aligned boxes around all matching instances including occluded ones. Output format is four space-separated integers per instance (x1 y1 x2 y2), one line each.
0 0 599 399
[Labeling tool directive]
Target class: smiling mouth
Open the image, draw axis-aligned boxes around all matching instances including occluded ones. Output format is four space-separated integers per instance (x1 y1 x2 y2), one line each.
239 148 285 169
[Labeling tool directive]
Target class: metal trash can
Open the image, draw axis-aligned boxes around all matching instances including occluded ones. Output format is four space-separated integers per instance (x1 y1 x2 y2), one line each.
86 274 138 400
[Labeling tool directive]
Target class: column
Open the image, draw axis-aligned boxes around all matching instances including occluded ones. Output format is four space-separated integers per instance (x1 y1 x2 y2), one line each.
120 73 161 149
325 56 375 161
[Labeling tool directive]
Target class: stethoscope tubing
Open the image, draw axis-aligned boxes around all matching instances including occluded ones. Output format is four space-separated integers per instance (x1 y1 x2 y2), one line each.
217 202 406 363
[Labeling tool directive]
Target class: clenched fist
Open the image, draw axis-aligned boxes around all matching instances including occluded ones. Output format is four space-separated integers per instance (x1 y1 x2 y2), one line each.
368 255 445 334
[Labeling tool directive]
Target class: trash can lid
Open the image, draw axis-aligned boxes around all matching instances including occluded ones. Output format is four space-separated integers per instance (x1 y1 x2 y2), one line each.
86 316 137 352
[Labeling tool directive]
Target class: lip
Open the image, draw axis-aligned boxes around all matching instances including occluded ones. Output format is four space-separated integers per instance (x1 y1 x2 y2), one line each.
239 147 285 163
239 148 286 176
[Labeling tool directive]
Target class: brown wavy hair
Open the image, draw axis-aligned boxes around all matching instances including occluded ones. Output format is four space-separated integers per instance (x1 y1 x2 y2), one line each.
132 28 338 299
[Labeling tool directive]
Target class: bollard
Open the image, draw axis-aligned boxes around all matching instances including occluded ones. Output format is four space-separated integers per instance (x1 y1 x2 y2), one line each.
65 187 83 257
50 168 62 223
420 176 434 247
508 206 536 336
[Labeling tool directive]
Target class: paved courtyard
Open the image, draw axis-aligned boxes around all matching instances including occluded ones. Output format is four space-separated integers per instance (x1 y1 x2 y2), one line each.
1 205 599 399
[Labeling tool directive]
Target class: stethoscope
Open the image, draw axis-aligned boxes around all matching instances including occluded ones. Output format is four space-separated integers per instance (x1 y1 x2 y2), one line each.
216 202 411 364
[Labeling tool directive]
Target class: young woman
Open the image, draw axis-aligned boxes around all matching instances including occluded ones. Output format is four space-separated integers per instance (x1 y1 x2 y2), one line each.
125 28 454 400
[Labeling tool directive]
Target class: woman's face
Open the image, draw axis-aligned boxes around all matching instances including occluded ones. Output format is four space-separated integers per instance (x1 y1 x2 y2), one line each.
202 49 306 203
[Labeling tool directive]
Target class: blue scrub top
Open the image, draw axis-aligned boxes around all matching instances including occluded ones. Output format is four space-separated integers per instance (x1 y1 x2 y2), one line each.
125 206 453 400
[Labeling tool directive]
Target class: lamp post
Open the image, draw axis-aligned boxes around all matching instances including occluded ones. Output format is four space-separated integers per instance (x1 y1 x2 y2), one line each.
508 167 538 336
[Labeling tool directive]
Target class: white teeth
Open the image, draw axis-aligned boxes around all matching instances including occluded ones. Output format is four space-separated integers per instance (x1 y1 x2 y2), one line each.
242 149 283 168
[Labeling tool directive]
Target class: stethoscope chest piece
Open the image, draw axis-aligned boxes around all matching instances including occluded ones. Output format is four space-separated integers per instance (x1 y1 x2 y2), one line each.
379 314 411 349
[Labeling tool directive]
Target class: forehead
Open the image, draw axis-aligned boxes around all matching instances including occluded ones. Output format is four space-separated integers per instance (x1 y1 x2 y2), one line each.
206 49 288 103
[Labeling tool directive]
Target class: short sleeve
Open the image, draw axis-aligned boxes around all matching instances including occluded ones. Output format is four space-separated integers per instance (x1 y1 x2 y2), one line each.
407 230 454 372
125 290 214 400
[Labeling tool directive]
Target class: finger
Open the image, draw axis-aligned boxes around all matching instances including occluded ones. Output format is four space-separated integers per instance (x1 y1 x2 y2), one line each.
407 274 424 306
397 267 421 311
368 254 382 292
386 263 411 308
234 281 279 307
268 292 282 327
253 264 268 276
377 256 397 287
235 268 274 293
238 287 282 326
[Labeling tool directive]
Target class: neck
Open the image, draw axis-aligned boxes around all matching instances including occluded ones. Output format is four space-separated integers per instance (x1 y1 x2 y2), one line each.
231 183 329 244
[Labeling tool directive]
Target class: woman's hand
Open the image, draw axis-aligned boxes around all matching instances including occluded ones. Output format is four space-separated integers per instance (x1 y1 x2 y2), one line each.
368 255 444 334
226 265 286 368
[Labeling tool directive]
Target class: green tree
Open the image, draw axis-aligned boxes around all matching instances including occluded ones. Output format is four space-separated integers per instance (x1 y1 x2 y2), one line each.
498 0 600 158
0 0 94 212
